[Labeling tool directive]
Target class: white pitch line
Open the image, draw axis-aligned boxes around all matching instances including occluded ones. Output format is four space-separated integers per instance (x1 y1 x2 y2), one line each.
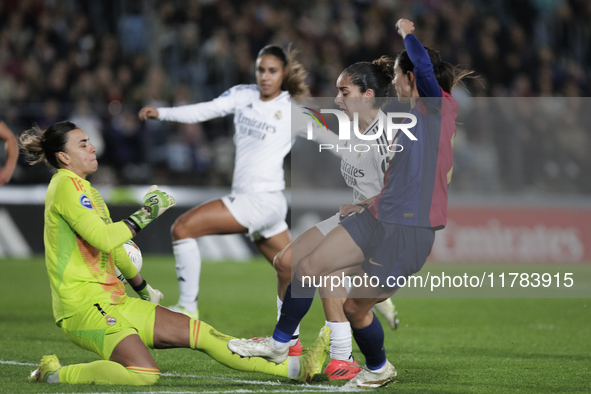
25 391 356 394
156 372 347 392
162 372 282 385
160 372 289 386
0 359 37 366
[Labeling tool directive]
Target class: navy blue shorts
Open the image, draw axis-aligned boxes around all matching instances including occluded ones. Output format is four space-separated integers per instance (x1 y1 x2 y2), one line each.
340 208 435 288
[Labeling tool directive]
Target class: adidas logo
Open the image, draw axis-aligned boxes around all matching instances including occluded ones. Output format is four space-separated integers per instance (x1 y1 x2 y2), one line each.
330 368 352 378
246 103 253 109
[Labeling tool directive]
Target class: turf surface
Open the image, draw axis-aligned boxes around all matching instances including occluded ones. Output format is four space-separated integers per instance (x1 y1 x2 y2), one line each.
1 256 589 393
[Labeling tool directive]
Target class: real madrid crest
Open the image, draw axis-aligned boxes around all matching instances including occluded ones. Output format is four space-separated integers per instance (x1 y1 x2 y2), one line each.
274 111 282 120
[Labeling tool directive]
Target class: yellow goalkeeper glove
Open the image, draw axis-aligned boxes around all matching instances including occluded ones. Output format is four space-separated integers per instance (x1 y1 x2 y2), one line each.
124 185 175 232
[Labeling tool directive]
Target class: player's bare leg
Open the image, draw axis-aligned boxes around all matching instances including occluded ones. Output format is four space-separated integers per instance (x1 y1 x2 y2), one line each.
170 199 247 318
255 229 291 264
297 225 365 281
171 199 247 240
273 244 291 299
273 226 324 300
110 335 158 368
344 285 398 329
153 305 191 348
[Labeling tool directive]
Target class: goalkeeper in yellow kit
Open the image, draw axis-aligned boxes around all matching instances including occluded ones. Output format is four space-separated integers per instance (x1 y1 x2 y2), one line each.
19 121 329 386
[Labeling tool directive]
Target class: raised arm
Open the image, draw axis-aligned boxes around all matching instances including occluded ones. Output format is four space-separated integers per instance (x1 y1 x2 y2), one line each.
0 120 18 185
396 19 441 98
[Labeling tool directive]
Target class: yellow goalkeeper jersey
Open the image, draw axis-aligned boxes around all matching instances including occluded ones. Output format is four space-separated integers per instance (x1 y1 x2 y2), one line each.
44 169 137 322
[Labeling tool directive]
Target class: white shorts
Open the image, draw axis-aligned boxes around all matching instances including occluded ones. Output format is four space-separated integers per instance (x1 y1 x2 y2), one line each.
315 212 340 236
221 191 288 241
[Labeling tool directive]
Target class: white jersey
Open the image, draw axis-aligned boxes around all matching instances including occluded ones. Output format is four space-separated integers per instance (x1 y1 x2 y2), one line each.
157 84 339 194
340 110 391 203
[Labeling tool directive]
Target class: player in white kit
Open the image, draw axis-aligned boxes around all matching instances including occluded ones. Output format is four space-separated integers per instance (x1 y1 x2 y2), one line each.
138 46 337 354
273 57 399 380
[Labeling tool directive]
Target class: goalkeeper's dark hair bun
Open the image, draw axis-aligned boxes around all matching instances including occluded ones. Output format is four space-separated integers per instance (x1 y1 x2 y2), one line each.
19 121 78 169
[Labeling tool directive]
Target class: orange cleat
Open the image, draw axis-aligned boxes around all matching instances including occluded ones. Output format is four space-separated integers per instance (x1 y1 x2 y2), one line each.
288 338 303 356
323 358 362 380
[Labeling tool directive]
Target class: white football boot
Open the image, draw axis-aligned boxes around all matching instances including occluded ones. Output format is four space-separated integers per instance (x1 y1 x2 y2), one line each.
372 298 399 330
343 361 397 389
228 336 289 364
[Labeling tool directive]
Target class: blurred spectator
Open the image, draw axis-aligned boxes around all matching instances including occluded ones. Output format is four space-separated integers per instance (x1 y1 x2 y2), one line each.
0 0 589 193
69 98 104 158
107 108 148 184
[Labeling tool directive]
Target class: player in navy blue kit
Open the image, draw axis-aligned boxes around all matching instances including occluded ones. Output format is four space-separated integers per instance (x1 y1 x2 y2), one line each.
229 19 475 389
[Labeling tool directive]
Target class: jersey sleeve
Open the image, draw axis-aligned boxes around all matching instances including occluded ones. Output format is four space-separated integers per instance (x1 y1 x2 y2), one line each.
157 85 243 123
404 34 442 99
113 244 138 280
53 177 133 253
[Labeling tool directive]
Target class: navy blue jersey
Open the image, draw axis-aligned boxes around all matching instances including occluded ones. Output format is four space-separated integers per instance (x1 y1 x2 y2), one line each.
370 34 458 229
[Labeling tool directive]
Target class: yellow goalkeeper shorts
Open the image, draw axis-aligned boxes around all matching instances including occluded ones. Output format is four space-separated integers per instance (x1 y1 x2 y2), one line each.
58 297 157 360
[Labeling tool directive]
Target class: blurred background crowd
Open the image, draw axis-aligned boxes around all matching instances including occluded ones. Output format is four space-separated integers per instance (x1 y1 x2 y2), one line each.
0 0 589 193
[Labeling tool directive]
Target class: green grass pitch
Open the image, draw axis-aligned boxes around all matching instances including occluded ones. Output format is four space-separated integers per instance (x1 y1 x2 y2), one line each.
1 255 590 393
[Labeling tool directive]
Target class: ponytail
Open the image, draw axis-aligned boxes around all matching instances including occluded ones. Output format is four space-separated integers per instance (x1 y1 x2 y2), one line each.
396 46 476 94
342 55 396 108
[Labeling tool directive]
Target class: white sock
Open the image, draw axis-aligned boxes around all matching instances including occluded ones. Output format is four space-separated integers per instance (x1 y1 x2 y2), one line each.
368 361 387 373
326 321 353 361
277 296 300 347
269 337 290 352
276 295 283 322
46 372 59 383
287 356 301 379
173 238 200 314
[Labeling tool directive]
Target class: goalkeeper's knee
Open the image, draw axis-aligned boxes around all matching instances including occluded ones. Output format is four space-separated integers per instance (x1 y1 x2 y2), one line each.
127 366 161 386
